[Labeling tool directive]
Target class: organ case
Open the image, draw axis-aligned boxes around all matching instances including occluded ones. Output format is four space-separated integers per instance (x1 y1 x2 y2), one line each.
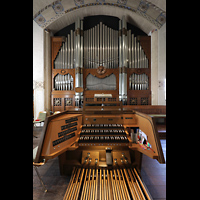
51 17 151 113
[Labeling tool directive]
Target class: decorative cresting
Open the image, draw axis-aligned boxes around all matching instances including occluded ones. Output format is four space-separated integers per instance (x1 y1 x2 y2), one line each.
84 22 118 69
97 66 106 75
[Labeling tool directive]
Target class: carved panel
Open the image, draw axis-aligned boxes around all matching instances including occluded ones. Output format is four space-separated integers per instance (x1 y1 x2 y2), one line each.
54 98 62 106
65 98 73 106
130 97 137 105
141 97 148 105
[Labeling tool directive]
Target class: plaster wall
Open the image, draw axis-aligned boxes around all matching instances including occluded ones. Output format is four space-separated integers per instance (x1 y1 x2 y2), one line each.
33 20 44 121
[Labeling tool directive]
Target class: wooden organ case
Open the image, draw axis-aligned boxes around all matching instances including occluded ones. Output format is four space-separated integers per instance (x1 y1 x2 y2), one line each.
51 16 151 113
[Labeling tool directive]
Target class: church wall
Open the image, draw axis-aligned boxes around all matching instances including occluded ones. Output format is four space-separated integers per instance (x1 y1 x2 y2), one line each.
33 20 44 122
158 23 166 105
150 24 166 106
151 29 158 105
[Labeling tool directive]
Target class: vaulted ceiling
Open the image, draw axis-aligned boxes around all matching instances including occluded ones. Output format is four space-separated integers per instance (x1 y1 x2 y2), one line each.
33 0 166 34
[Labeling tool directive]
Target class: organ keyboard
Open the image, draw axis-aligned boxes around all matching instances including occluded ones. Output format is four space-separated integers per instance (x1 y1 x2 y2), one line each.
34 107 165 199
79 124 128 146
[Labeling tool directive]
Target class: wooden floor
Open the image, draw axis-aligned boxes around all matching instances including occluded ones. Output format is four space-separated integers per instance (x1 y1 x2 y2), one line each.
33 126 166 200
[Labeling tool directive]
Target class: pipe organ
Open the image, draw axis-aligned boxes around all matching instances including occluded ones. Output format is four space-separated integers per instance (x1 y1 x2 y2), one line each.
34 106 165 199
51 15 151 113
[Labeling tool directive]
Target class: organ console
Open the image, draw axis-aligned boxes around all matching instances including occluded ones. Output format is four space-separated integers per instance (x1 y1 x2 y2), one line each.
35 101 165 199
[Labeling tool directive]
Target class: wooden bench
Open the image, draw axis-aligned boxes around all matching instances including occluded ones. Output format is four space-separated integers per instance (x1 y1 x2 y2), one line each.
149 114 166 139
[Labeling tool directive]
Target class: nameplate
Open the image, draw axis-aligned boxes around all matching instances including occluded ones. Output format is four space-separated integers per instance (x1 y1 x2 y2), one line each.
94 94 112 98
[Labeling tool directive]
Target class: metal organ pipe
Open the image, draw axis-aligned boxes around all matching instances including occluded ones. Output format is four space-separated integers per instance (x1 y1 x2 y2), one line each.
95 26 98 68
121 16 128 105
103 24 105 67
100 22 102 66
80 20 83 85
110 28 112 68
92 27 95 68
54 74 73 91
124 33 148 69
104 25 107 68
65 38 68 69
131 34 134 68
122 16 127 68
111 28 113 68
128 30 131 68
107 27 110 68
53 18 149 70
74 17 83 107
83 22 118 69
70 30 74 69
54 30 77 70
134 37 137 68
97 24 99 67
90 28 92 68
129 73 148 90
119 20 122 101
68 34 71 69
80 20 84 105
76 18 81 68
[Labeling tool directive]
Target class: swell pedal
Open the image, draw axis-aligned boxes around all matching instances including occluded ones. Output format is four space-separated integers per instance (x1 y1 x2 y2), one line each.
106 148 112 166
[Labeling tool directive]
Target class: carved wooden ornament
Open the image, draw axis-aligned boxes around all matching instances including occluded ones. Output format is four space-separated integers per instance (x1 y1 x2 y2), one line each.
97 66 106 75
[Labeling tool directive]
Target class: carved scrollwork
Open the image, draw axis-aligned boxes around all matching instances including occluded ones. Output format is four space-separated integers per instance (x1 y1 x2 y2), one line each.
97 66 106 75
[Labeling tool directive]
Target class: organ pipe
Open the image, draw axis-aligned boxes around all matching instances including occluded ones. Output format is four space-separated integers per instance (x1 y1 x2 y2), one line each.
54 74 73 91
100 22 102 66
104 25 107 68
125 33 148 69
122 16 127 68
120 16 128 105
68 34 70 68
84 22 118 69
54 18 148 70
129 73 149 90
74 17 83 107
95 26 98 68
80 20 83 86
70 30 74 69
119 20 122 101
